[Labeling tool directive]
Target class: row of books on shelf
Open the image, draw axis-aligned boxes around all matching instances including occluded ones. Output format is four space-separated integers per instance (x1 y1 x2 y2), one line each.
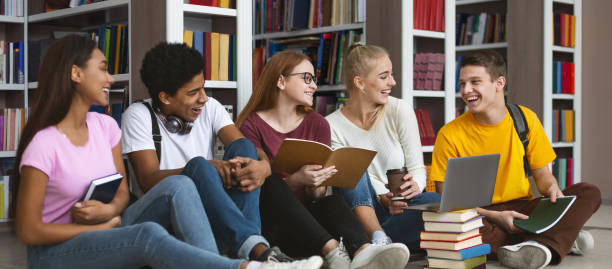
0 175 10 219
414 52 444 91
28 25 129 84
91 25 129 75
0 41 24 84
456 13 506 46
552 109 574 143
1 0 23 16
184 31 236 82
254 30 362 86
413 0 445 32
187 0 231 8
314 94 346 116
421 209 490 269
0 0 23 17
254 0 365 34
415 109 436 146
552 61 574 94
1 108 26 152
553 157 573 190
89 85 129 127
553 13 576 48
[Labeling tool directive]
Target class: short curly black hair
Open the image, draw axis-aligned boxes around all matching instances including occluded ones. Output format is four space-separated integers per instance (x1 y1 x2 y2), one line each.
140 42 204 107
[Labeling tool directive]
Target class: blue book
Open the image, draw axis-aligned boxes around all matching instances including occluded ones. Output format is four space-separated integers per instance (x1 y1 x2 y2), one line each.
82 173 123 204
556 61 562 93
194 31 204 56
426 243 491 260
316 33 325 78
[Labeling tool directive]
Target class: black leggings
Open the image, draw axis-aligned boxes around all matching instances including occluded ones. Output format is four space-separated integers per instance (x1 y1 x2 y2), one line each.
260 174 369 258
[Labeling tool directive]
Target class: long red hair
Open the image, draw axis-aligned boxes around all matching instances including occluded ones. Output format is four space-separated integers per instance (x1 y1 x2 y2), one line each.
237 51 313 127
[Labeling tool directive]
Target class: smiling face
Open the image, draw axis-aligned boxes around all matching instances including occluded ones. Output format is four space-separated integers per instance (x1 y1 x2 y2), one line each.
159 72 208 122
278 59 317 107
357 56 396 105
72 49 115 106
458 65 505 115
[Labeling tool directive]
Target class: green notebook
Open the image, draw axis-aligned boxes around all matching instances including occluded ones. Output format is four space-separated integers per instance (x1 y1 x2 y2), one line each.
514 195 576 234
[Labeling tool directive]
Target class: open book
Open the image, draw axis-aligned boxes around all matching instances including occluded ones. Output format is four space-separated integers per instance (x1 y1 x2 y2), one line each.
272 138 376 189
514 195 576 234
82 173 123 204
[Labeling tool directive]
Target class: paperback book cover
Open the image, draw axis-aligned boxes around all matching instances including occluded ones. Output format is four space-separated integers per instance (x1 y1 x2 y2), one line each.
514 195 576 234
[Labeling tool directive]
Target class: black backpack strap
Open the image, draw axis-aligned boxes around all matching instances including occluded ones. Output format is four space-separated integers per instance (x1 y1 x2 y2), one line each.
142 102 162 161
506 104 531 177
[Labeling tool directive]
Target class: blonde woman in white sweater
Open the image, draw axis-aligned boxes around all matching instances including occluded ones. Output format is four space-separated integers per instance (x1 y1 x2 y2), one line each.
326 44 440 254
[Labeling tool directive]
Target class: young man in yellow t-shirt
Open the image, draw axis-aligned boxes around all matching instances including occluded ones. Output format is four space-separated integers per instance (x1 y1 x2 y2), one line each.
430 50 601 269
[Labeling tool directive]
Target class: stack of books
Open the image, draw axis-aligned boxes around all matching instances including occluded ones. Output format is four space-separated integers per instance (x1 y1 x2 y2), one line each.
421 209 490 269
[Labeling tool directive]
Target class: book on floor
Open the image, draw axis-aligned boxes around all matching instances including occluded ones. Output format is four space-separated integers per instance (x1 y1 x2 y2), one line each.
426 243 491 260
420 234 482 251
82 173 123 204
427 255 486 269
271 138 376 189
513 195 576 234
424 216 484 233
420 228 480 241
423 208 479 222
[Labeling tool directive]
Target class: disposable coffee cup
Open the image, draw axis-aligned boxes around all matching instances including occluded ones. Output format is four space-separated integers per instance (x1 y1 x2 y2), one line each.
386 167 408 201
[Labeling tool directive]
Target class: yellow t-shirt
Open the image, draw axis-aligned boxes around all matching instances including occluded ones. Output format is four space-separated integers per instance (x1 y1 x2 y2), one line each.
430 106 556 204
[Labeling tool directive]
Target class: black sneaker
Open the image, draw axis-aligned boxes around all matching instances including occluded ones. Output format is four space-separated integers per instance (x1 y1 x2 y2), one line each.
258 246 295 263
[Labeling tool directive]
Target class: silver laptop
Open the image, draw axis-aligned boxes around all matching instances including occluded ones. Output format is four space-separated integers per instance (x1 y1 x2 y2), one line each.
404 154 500 212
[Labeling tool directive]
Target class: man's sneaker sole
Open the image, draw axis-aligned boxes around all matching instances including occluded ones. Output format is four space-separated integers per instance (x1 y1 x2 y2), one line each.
497 241 552 269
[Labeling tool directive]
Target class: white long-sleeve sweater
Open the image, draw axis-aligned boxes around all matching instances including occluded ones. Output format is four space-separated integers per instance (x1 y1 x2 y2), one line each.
326 97 427 195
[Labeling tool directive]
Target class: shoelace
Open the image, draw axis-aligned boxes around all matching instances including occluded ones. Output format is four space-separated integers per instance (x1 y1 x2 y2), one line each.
337 237 350 261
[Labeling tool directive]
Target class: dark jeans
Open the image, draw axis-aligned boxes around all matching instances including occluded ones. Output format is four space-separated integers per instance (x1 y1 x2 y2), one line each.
180 138 267 259
336 172 441 252
482 182 601 264
260 175 369 258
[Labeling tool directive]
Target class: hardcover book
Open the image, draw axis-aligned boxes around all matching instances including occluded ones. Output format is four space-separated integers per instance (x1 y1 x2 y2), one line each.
426 243 491 261
82 173 123 204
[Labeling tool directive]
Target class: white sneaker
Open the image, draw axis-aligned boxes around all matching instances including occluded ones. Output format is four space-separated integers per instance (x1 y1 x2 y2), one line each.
497 241 552 269
569 229 595 255
261 255 324 269
349 243 410 269
324 243 351 269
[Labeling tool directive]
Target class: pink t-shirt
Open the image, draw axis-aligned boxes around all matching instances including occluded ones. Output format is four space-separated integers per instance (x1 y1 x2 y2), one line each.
20 112 121 224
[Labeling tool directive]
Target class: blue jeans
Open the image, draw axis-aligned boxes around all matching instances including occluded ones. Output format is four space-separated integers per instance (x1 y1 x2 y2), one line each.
27 175 243 269
335 172 441 251
181 137 268 259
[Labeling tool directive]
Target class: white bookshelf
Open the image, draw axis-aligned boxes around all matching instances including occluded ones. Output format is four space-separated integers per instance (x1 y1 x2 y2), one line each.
0 84 26 91
456 42 508 52
0 15 24 23
402 0 456 126
456 0 502 6
166 1 250 113
0 151 16 158
543 0 581 182
28 73 130 89
253 23 365 40
28 0 129 22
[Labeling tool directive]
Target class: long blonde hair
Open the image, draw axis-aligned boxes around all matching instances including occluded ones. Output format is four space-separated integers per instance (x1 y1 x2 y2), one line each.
236 51 313 127
342 43 390 123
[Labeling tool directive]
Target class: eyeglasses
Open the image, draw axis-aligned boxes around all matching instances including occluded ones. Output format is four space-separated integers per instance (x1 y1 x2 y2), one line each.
283 72 318 85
